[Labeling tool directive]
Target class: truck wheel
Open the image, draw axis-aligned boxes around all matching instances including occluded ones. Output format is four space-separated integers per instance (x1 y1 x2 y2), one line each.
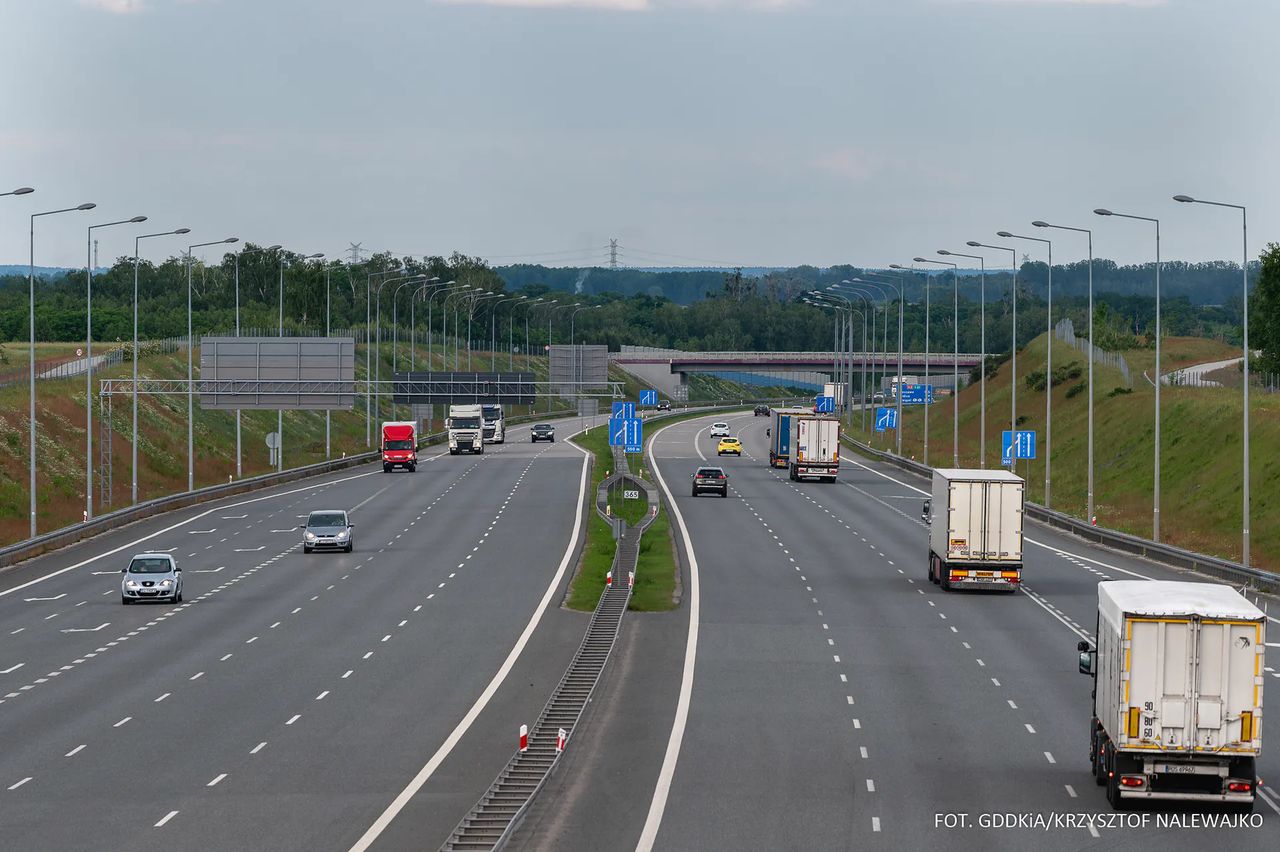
383 463 391 473
1105 745 1131 810
408 464 416 472
449 449 458 455
940 569 952 592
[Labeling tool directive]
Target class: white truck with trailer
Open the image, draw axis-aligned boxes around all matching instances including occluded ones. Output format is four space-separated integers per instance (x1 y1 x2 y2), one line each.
924 468 1023 592
446 404 485 455
1078 581 1265 811
481 403 506 444
790 415 840 483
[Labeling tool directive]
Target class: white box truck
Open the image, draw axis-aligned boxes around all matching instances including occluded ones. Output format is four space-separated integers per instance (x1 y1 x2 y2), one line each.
1079 581 1265 810
925 468 1023 592
447 404 484 455
822 382 844 410
481 403 505 444
790 416 840 483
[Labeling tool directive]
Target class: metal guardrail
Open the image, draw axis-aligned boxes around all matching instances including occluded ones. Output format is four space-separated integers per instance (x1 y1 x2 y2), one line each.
841 436 1280 594
0 408 574 574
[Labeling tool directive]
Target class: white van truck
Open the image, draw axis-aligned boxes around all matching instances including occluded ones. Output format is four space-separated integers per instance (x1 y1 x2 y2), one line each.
447 404 484 455
1079 581 1265 811
925 468 1024 592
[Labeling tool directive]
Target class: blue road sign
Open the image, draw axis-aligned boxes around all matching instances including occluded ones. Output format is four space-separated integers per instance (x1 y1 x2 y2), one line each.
611 401 636 420
609 417 643 449
900 384 935 405
639 390 658 407
1001 430 1037 465
874 407 898 432
815 395 835 413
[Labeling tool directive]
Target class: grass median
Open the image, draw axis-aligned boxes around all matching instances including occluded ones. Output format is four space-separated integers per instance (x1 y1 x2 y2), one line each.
566 406 747 613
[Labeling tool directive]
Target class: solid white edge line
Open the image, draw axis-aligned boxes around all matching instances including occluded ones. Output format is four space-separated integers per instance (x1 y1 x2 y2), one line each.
635 417 706 852
347 427 592 852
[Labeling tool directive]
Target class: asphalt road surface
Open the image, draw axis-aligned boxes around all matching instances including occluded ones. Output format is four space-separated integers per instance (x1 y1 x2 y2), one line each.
520 411 1280 852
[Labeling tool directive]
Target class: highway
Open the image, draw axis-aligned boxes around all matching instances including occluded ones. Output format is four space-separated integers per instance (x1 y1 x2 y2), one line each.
0 417 595 851
517 411 1280 851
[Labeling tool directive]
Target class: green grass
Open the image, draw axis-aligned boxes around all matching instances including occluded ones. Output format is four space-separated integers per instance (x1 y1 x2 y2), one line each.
846 332 1279 570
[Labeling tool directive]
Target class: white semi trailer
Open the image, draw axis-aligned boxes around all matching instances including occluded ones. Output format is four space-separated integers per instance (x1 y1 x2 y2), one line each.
1079 581 1265 811
925 468 1024 592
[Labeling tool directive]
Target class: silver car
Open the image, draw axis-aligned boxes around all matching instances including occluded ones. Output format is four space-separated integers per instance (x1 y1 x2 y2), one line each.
301 509 354 553
121 553 183 604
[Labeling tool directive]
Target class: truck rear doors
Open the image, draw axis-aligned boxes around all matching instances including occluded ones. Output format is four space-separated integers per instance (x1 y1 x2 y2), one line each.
946 478 1023 562
1123 617 1263 752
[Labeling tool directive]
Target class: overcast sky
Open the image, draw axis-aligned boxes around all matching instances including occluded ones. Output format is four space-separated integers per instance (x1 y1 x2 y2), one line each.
2 0 1275 271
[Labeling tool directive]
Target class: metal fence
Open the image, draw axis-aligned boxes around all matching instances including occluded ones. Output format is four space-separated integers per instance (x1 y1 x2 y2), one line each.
1054 318 1132 387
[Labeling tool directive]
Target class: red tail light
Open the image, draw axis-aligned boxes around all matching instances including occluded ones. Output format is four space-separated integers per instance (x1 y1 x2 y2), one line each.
1119 776 1145 788
1227 781 1252 794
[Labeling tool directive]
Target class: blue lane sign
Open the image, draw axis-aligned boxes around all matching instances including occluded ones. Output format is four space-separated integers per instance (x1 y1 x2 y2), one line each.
611 401 636 420
1001 430 1037 465
874 407 898 432
900 384 934 405
815 395 836 413
609 417 643 451
639 390 658 407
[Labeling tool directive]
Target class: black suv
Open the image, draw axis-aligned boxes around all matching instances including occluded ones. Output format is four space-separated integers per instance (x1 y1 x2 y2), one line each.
531 423 556 442
657 400 672 411
691 466 729 498
753 405 770 417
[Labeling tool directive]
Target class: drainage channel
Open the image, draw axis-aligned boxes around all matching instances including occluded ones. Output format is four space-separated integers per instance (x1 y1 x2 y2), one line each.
440 448 655 852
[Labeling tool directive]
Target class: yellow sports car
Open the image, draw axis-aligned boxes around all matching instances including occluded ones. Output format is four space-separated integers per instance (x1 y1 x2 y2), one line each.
717 436 742 456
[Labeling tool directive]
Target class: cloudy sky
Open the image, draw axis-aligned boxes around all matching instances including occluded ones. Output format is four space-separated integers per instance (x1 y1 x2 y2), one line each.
2 0 1275 270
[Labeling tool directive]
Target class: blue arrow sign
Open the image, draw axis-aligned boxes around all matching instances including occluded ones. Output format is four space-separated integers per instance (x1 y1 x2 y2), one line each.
815 395 835 413
612 401 636 420
610 417 643 449
1001 430 1037 465
874 406 898 432
639 390 658 407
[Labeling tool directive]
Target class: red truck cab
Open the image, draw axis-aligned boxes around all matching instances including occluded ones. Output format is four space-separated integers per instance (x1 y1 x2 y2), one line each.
381 421 417 472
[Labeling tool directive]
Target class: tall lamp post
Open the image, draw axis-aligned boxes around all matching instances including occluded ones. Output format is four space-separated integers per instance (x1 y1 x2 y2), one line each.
1032 220 1093 522
365 267 401 446
277 252 324 471
939 250 987 467
967 241 1019 456
187 237 240 492
232 244 281 478
1095 208 1162 541
491 296 526 368
890 263 929 465
132 227 190 504
1173 194 1251 567
514 297 544 368
426 281 465 368
408 276 441 369
915 257 960 467
30 197 98 537
996 230 1053 506
852 274 906 456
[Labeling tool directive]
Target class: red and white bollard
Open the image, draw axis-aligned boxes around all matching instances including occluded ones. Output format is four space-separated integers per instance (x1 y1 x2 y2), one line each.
606 571 612 588
556 728 567 753
628 571 635 589
519 724 528 753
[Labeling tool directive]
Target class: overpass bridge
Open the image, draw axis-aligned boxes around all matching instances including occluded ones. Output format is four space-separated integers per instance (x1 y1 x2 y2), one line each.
611 346 984 399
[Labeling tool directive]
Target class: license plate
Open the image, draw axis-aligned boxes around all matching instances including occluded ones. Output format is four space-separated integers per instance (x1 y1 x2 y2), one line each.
1155 764 1201 775
976 571 994 577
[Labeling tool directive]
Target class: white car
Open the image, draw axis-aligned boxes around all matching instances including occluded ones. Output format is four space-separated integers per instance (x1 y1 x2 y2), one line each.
709 422 731 438
121 553 183 604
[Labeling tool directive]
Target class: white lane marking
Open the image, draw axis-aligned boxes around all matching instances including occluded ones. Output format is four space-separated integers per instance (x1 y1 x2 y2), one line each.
316 691 329 700
1008 700 1018 710
60 623 110 634
1020 588 1092 642
23 594 66 602
192 567 224 574
349 428 592 852
8 777 32 790
220 654 233 662
1044 751 1056 764
0 664 23 675
342 670 353 679
872 817 881 832
207 773 227 787
1065 784 1078 798
235 546 265 553
155 692 170 702
852 719 862 729
1256 783 1280 816
65 745 86 757
154 811 179 828
1025 724 1037 734
114 717 131 728
866 779 876 792
251 742 267 754
188 529 216 535
859 747 868 759
286 714 301 725
189 671 204 681
221 515 247 519
0 465 378 596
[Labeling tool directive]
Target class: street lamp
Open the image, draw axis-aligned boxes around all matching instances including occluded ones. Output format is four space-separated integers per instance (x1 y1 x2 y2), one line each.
854 273 906 456
425 281 465 368
939 250 988 467
491 295 526 368
968 241 1019 457
997 230 1053 506
839 279 900 452
891 263 930 465
514 297 544 368
3 187 34 197
1095 208 1162 541
365 267 403 445
464 291 503 372
29 201 96 538
916 256 960 467
1173 193 1251 567
187 237 239 492
809 291 852 422
374 273 426 422
1033 220 1094 523
85 214 147 519
407 276 440 370
132 227 190 504
232 244 281 478
275 252 324 471
570 304 601 398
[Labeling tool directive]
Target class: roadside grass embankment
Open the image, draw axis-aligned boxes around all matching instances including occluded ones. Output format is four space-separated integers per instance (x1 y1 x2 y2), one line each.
845 332 1278 570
